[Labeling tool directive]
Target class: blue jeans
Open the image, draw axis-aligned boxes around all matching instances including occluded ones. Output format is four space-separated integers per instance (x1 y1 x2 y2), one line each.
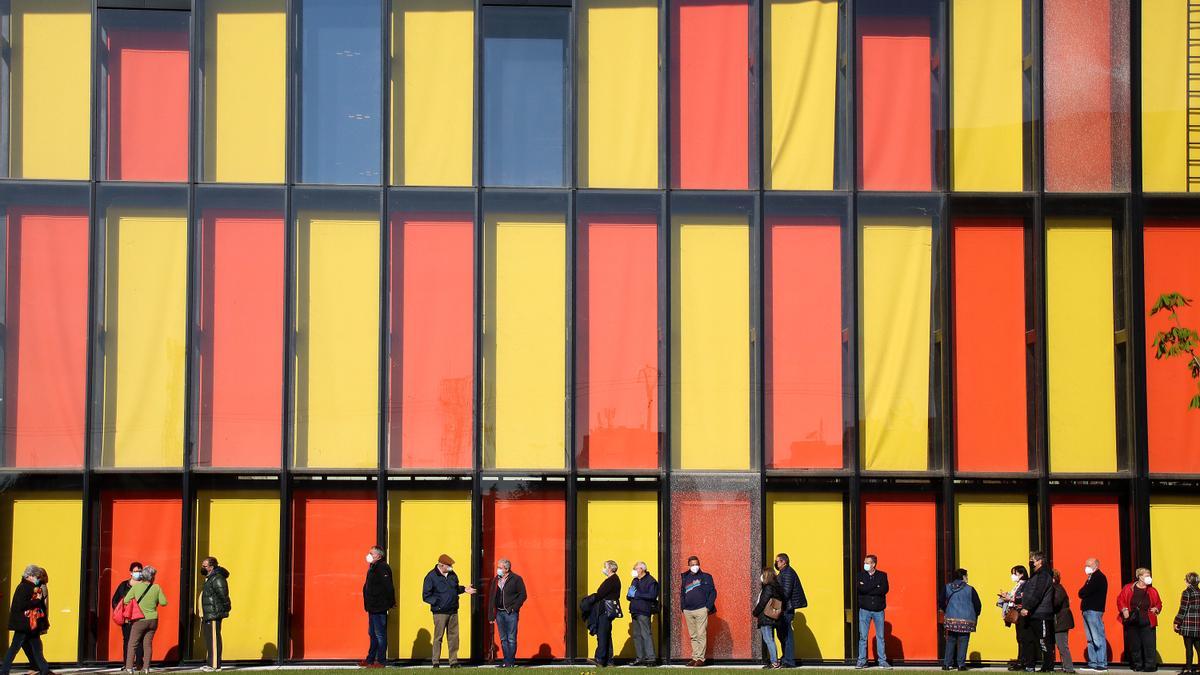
496 610 519 666
944 632 971 668
1082 610 1107 668
365 612 388 664
857 609 889 666
761 626 779 664
776 611 796 666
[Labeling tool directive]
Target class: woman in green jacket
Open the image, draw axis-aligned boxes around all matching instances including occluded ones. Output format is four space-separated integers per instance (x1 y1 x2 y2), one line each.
121 565 168 674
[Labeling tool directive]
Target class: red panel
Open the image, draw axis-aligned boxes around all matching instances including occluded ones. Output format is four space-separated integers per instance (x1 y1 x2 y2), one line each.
576 215 659 469
388 214 474 469
482 491 567 659
97 493 183 662
863 495 938 661
290 492 377 659
766 218 843 468
953 219 1029 472
197 211 285 468
1143 222 1200 473
106 29 188 181
672 491 752 659
4 209 89 467
1050 496 1124 664
858 17 932 191
670 0 749 189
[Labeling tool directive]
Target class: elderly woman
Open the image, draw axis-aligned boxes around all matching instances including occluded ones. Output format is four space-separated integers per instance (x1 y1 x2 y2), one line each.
592 560 621 667
1117 567 1163 673
1174 572 1200 673
122 565 168 674
1 565 50 675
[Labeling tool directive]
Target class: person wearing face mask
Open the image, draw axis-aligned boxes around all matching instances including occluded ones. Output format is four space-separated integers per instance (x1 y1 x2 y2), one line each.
1172 572 1200 674
1077 558 1108 672
591 560 622 667
1051 570 1076 674
489 558 526 668
856 554 890 669
122 565 167 674
361 546 395 669
680 555 717 667
1 565 50 675
1017 551 1056 673
198 556 231 672
1117 568 1163 672
998 565 1032 672
939 568 981 671
627 562 659 666
112 562 145 671
774 553 807 668
752 567 784 669
422 554 476 668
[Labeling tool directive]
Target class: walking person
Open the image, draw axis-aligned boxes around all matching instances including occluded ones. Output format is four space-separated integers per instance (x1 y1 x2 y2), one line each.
361 546 395 669
940 568 982 671
1173 572 1200 674
856 554 890 669
1117 568 1162 672
1078 558 1109 672
752 567 784 670
122 565 168 674
592 560 621 667
999 565 1032 671
627 562 659 666
1 565 50 675
774 553 808 668
1052 570 1076 674
422 554 476 668
199 557 230 672
680 556 717 667
490 558 527 669
111 562 144 671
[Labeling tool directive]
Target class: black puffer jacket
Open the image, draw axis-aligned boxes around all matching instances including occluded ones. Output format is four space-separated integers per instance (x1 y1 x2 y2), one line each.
363 560 396 613
201 567 231 621
752 582 783 628
1021 566 1056 619
777 565 808 611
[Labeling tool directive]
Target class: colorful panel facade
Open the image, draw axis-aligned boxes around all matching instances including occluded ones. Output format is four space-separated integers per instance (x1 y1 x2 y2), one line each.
862 495 938 660
766 493 845 660
954 495 1029 662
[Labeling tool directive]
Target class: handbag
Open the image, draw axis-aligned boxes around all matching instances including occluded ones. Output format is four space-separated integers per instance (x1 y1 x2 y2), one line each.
603 599 623 619
113 584 152 625
1003 607 1021 625
764 596 784 621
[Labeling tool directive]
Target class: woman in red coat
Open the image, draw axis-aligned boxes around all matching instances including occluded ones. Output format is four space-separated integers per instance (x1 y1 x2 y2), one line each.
1116 567 1163 672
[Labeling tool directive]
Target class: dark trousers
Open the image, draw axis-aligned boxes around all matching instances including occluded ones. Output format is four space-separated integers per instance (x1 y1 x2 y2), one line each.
776 611 797 667
1016 616 1037 666
120 622 145 669
496 610 519 666
1 631 49 675
595 612 614 665
944 632 971 668
630 614 655 662
203 619 223 669
1184 636 1199 668
1033 617 1057 671
1124 624 1157 671
365 612 388 664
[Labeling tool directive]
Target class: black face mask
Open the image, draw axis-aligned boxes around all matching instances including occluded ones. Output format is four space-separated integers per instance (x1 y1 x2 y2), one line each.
200 568 210 577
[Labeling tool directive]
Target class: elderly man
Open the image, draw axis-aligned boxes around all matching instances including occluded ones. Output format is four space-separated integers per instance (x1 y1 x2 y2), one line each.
422 553 476 668
361 546 395 668
1078 557 1109 671
628 561 660 666
490 558 527 669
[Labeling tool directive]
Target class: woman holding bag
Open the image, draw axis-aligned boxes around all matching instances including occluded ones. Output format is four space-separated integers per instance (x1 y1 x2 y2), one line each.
752 567 784 670
121 565 168 674
1116 567 1162 673
1 565 50 675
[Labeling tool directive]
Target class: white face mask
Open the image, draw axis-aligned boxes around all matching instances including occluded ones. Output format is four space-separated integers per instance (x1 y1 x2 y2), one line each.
365 554 374 564
1143 576 1153 586
602 567 609 577
863 564 873 572
1012 574 1021 583
689 565 700 574
1085 566 1096 575
631 570 639 579
760 574 766 583
497 568 505 577
446 566 453 573
131 571 143 581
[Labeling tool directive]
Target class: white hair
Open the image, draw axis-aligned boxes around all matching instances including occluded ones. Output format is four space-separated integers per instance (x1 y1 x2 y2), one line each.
498 558 511 571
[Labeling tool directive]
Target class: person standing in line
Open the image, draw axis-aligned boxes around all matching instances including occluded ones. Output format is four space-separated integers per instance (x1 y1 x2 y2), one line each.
122 565 167 674
1116 567 1162 673
940 568 981 672
198 557 230 672
1078 558 1109 672
592 560 621 667
361 546 395 669
856 554 890 669
1018 552 1056 673
111 562 144 671
490 558 527 669
422 554 476 668
1173 572 1200 674
679 556 717 668
1 565 50 675
774 553 808 668
1051 570 1076 674
1000 565 1031 672
627 562 659 667
752 567 784 670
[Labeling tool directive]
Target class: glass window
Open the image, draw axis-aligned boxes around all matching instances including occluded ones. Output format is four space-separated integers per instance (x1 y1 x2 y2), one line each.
766 492 844 659
576 193 660 471
96 185 190 469
98 9 190 182
482 7 570 187
196 187 286 469
954 494 1030 659
0 184 90 469
387 190 474 470
862 494 938 659
1140 0 1188 192
298 0 383 185
1050 495 1124 660
293 189 381 470
1150 498 1200 663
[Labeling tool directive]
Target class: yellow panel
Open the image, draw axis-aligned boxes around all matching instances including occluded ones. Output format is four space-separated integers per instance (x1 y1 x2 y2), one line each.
1046 219 1117 473
294 213 380 468
1141 0 1187 192
387 491 473 660
203 0 286 183
765 0 838 190
1150 498 1200 664
484 213 566 469
951 0 1024 192
671 216 750 470
955 495 1029 662
393 0 474 186
101 209 187 468
576 492 658 657
578 0 658 188
766 493 845 660
0 493 83 663
861 219 931 471
193 491 281 660
9 0 91 179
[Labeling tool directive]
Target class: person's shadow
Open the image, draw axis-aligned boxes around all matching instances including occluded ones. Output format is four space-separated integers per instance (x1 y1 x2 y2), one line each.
793 613 822 659
706 615 733 657
412 628 432 659
261 642 278 660
534 643 553 660
883 621 905 661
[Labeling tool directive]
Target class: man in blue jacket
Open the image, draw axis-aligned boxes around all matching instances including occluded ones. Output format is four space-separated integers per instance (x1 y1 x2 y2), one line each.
775 553 808 668
627 562 660 666
422 554 476 668
680 556 717 667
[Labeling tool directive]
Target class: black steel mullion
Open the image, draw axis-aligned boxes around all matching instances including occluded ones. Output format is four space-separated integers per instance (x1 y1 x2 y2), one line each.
177 166 199 664
565 185 577 661
1128 0 1151 570
470 177 484 661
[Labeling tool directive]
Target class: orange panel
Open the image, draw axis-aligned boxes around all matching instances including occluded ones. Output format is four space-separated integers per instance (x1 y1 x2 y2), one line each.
863 494 938 661
106 29 188 181
953 218 1028 472
97 493 182 662
858 17 932 191
1143 221 1200 474
1050 496 1124 663
765 217 843 468
290 492 377 659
